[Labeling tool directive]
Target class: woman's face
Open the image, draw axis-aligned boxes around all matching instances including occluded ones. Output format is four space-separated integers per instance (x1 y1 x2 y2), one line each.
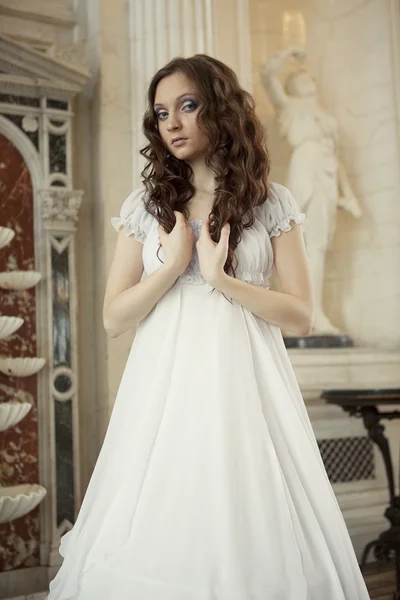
154 72 209 162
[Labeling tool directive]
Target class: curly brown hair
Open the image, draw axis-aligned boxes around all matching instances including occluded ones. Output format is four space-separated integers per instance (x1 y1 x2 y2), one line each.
140 54 270 277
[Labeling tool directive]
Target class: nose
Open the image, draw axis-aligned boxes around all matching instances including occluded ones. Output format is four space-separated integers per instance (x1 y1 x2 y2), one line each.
166 113 182 132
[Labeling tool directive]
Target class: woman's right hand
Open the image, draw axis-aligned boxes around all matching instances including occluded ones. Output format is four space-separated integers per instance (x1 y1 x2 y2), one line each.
157 211 195 276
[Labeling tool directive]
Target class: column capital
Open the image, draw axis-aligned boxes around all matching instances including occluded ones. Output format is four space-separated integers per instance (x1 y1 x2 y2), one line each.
40 188 83 231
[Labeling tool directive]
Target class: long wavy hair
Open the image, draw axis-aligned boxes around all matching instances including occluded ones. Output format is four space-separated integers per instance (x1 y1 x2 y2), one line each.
140 54 270 278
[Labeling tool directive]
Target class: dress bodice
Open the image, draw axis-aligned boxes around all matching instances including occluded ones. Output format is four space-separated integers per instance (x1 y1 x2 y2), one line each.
111 182 305 289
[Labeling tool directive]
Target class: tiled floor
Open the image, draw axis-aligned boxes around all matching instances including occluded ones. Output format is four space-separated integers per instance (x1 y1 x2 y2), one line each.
6 595 47 600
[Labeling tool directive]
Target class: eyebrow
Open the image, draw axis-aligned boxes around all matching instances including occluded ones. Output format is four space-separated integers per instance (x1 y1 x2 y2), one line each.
154 93 197 109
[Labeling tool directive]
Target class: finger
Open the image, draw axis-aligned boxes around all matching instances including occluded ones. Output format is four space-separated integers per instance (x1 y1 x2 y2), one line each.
198 219 208 233
173 211 185 223
201 219 213 239
219 223 230 246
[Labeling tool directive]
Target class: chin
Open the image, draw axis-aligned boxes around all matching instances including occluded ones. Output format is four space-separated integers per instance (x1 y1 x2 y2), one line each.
172 149 198 162
171 150 191 161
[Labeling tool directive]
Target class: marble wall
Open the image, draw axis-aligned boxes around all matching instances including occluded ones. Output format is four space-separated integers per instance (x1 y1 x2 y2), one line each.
0 134 39 571
308 0 400 349
250 0 400 348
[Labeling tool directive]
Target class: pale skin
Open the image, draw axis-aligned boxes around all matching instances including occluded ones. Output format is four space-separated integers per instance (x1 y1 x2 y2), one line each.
103 72 314 338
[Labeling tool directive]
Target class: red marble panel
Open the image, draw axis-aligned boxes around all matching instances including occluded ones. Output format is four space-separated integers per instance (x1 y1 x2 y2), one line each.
0 132 40 571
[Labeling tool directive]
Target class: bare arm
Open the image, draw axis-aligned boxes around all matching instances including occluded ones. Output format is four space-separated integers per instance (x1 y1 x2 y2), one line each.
103 232 180 338
211 223 314 336
103 212 194 338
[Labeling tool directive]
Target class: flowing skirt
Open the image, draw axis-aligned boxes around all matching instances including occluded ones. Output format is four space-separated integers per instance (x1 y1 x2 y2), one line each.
46 282 370 600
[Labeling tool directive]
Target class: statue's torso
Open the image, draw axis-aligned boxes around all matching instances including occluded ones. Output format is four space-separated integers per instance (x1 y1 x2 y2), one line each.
280 97 339 203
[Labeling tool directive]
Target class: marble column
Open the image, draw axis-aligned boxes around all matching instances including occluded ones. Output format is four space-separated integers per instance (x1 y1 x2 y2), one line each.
128 0 215 187
81 0 134 448
212 0 252 94
40 188 83 568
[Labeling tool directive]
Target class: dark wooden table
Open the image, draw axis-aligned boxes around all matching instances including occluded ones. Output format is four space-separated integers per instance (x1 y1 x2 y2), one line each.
322 388 400 600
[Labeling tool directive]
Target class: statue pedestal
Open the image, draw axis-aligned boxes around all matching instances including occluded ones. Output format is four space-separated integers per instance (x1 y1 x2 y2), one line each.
288 346 400 562
285 334 353 349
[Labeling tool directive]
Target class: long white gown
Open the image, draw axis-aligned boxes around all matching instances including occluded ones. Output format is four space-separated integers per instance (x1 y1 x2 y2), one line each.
46 182 370 600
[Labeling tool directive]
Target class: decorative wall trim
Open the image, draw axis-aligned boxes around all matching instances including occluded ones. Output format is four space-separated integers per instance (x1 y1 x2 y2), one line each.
0 36 88 579
0 35 90 100
0 0 75 29
0 74 81 101
0 34 89 83
40 188 83 230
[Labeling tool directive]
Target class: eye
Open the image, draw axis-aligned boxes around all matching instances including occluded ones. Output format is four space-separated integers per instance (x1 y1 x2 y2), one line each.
182 101 198 112
156 110 168 121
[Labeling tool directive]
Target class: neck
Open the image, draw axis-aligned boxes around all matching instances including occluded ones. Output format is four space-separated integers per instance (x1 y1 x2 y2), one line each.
186 155 216 194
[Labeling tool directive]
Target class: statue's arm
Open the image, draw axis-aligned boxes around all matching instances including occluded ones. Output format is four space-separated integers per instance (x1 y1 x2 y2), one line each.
260 46 306 111
337 161 362 218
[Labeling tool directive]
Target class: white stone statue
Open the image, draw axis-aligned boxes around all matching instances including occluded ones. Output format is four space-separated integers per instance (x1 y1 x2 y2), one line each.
260 46 362 335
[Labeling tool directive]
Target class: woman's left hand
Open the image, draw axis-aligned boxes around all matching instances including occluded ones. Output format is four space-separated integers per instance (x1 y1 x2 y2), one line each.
196 220 230 286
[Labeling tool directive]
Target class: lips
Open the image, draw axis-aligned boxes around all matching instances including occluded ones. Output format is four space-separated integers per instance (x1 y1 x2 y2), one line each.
172 137 188 145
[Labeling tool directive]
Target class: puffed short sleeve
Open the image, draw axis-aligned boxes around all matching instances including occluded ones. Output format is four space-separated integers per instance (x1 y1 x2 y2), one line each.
260 182 306 238
111 187 152 243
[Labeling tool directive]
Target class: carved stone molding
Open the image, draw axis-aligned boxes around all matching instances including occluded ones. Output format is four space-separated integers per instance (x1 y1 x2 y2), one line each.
0 34 91 100
50 40 90 72
40 188 83 229
0 0 75 29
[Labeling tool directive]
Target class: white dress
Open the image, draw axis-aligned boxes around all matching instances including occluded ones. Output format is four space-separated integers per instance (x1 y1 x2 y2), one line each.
46 182 370 600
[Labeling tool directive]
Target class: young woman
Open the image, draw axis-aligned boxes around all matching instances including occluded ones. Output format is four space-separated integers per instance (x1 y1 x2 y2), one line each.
47 55 370 600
